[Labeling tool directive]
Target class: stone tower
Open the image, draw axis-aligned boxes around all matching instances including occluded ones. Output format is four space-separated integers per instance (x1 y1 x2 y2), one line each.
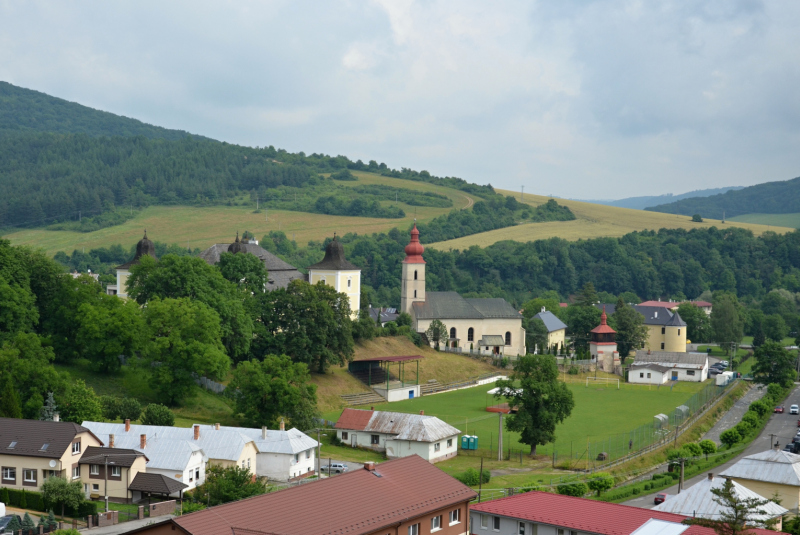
400 223 426 315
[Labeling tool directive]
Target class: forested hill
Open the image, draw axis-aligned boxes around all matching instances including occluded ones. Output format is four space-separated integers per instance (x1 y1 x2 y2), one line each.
646 176 800 219
589 186 743 210
0 81 203 140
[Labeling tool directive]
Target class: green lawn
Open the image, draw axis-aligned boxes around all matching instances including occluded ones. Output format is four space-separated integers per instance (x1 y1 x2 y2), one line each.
728 212 800 229
324 380 709 462
741 336 797 347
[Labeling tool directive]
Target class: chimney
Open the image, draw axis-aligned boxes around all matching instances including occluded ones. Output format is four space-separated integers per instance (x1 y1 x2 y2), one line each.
364 462 375 471
215 423 220 431
708 473 713 481
419 410 424 415
370 406 374 410
109 434 115 448
279 419 285 431
193 425 200 440
261 426 267 440
53 412 60 422
125 419 130 432
140 434 146 449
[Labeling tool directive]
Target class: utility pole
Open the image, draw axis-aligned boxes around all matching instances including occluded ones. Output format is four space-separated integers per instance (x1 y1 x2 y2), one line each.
478 458 484 503
679 458 685 493
497 412 503 461
317 428 323 476
521 185 524 201
256 194 259 210
104 456 109 512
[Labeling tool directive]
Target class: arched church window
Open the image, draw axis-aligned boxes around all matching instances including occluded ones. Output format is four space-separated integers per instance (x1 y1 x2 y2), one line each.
414 270 418 280
450 327 456 340
468 328 474 342
505 332 512 346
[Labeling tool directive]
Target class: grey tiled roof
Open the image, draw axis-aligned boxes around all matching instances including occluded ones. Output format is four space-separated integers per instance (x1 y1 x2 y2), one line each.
79 446 147 467
478 335 506 346
634 306 679 326
0 418 99 459
307 237 359 271
629 363 671 373
129 472 188 495
413 292 520 321
465 298 522 319
664 312 687 327
532 311 567 333
633 351 707 369
199 243 305 291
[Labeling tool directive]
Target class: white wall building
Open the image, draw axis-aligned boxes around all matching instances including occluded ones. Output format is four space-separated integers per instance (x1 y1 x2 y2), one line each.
628 351 708 383
223 425 318 482
335 408 460 463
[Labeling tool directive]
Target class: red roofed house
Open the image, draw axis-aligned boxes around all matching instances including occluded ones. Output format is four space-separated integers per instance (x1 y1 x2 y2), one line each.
335 408 461 462
128 455 475 535
470 491 784 535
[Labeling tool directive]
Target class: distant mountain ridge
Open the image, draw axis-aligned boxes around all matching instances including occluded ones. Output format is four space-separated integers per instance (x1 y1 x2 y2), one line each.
581 186 744 210
0 81 208 140
645 176 800 219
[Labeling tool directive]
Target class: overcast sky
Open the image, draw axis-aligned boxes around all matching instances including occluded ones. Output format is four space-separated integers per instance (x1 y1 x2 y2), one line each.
2 1 799 199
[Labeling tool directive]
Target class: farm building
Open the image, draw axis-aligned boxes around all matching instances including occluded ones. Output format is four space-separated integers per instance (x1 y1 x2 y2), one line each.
628 351 708 383
531 308 566 352
720 449 800 512
334 408 460 463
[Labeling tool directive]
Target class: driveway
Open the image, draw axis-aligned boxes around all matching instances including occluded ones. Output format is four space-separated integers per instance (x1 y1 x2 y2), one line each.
624 384 800 509
316 458 363 476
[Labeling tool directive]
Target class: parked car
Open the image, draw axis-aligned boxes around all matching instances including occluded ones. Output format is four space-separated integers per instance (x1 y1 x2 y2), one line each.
0 515 22 535
709 369 722 376
775 406 785 413
654 493 668 505
720 360 729 367
791 405 799 415
320 462 348 474
711 363 725 369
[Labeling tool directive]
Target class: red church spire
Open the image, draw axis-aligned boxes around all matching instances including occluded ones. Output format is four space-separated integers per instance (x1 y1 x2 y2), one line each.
591 306 616 334
403 222 425 264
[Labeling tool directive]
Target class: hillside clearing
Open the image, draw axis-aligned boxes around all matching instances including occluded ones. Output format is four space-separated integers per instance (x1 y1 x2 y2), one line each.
428 190 793 250
728 212 800 229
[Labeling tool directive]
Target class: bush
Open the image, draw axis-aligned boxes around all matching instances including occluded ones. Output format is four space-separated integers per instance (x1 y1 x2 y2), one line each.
329 434 342 447
406 331 423 347
644 483 651 490
100 395 120 420
140 403 175 426
741 412 759 427
632 487 641 495
691 214 703 222
734 421 752 438
699 439 716 459
557 482 588 497
720 428 742 448
480 468 491 484
748 400 769 417
681 442 703 457
20 489 27 508
587 472 615 496
456 468 480 486
117 398 142 422
568 366 579 375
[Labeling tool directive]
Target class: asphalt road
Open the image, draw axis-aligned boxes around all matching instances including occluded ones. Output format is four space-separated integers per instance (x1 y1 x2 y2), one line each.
624 384 800 509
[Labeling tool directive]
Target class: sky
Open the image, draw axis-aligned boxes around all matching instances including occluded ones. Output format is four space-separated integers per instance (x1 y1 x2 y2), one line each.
1 0 799 199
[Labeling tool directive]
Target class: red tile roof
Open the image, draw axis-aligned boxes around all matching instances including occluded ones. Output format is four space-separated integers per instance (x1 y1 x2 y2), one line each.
172 455 475 535
690 301 712 307
639 301 680 309
334 408 374 430
470 492 780 535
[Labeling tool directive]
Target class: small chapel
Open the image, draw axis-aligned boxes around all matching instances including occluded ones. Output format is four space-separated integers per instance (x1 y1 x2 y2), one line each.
110 230 157 298
401 224 526 356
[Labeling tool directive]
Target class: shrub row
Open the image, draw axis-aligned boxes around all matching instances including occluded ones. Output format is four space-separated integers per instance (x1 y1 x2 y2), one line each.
0 487 98 517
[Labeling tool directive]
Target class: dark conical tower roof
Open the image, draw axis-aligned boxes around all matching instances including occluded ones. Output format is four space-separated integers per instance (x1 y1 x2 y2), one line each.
116 230 157 269
307 235 359 271
227 232 245 254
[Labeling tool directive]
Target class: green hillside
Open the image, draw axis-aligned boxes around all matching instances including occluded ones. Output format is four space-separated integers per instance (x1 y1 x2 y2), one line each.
728 212 800 229
0 81 203 139
646 176 800 218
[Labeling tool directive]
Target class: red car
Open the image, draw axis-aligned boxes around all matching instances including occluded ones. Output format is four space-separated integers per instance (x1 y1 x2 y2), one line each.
654 493 668 505
775 406 785 413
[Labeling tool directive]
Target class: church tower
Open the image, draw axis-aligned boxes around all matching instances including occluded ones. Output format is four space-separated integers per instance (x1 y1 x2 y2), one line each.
400 223 426 315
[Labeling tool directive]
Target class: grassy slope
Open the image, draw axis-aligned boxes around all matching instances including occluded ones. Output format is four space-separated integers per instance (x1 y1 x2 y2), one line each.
3 172 472 256
728 213 800 229
428 190 793 250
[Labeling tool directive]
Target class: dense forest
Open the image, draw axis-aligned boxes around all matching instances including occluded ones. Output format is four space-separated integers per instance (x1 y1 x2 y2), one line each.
647 176 800 218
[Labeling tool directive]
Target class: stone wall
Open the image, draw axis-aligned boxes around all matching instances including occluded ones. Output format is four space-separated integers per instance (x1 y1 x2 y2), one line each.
97 511 118 528
150 500 176 518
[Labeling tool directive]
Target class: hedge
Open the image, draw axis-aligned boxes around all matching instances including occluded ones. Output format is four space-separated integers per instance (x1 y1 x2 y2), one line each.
0 487 98 517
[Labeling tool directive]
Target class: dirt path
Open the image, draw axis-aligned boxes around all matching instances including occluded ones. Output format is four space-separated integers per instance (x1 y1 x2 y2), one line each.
463 194 474 209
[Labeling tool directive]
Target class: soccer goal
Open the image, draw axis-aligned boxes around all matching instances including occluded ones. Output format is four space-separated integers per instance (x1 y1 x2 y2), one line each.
585 377 620 389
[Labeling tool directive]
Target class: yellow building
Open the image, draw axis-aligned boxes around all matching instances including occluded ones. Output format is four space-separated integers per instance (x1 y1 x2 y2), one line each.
531 309 567 352
720 449 800 512
638 306 687 352
306 235 361 317
113 230 157 298
78 446 148 503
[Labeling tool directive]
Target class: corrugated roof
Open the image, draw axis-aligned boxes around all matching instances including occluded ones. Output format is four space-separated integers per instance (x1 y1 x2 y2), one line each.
79 446 147 467
129 473 188 495
532 311 567 333
629 363 672 373
630 519 690 535
0 418 100 458
634 351 707 369
357 355 423 362
653 475 787 520
221 426 318 455
720 449 800 486
171 455 476 535
335 409 459 443
479 335 506 346
470 491 779 535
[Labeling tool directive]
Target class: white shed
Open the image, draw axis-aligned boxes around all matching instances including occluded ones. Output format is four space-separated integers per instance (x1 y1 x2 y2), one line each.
628 364 670 384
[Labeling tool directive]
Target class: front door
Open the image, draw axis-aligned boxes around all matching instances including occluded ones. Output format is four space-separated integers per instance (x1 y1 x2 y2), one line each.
351 433 357 448
671 371 678 381
409 390 415 399
84 483 90 499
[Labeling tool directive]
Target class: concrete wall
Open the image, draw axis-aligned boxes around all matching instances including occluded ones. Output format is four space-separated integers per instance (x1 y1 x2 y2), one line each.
210 442 258 472
373 385 421 402
547 328 566 350
415 317 526 357
470 513 547 535
145 450 205 497
116 269 130 298
80 455 147 502
255 449 315 481
628 368 669 384
400 262 426 315
307 269 360 316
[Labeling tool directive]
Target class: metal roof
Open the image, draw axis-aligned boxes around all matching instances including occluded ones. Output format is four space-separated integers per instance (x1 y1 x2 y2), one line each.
219 426 318 455
306 237 360 271
357 355 424 363
630 519 690 535
634 351 707 369
653 474 787 520
479 335 506 346
335 408 460 442
413 292 485 319
465 298 523 319
532 311 567 333
79 446 147 467
720 449 800 486
629 363 672 373
199 243 305 290
634 306 682 326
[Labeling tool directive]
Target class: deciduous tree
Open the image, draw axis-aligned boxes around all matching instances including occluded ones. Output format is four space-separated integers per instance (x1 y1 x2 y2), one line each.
752 341 795 387
609 298 647 361
191 465 269 506
40 476 85 520
712 295 744 354
677 303 712 343
59 379 103 424
425 319 448 348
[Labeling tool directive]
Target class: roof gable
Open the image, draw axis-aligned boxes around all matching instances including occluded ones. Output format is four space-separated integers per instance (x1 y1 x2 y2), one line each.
334 409 374 431
0 418 98 458
721 450 800 486
532 311 567 333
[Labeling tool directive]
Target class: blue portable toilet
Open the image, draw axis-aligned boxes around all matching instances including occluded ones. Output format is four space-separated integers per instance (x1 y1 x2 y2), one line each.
469 435 478 450
461 436 469 450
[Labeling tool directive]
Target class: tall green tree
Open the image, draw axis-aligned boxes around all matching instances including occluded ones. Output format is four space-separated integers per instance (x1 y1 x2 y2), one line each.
685 478 778 534
218 251 268 296
40 476 84 520
141 297 230 405
525 317 549 355
59 379 103 424
0 375 22 418
565 306 602 351
676 303 712 343
752 341 795 387
425 319 448 348
229 355 318 431
752 319 766 349
76 297 146 372
763 314 789 342
575 282 599 307
191 465 269 506
712 295 744 354
609 298 647 361
495 354 575 456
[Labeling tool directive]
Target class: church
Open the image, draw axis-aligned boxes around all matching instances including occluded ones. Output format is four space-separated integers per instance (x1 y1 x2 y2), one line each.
401 224 526 357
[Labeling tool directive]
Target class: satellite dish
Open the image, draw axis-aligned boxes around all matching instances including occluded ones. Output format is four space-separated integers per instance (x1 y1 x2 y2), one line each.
49 460 57 468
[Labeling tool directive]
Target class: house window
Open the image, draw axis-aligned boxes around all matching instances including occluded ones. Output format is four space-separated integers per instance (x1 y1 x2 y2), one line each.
493 516 501 531
413 290 417 298
414 270 418 280
447 438 453 448
72 466 80 479
243 460 248 468
408 524 419 535
647 373 651 378
678 329 681 336
434 442 441 452
661 327 665 334
481 515 489 529
431 515 441 531
660 343 665 350
293 454 299 463
342 432 349 441
687 370 695 376
639 373 644 378
449 508 460 525
571 531 578 535
2 467 16 481
468 327 474 342
371 435 380 445
90 465 99 475
558 530 565 535
111 466 121 477
72 441 81 454
347 278 351 288
22 469 36 483
306 450 311 459
247 458 251 469
450 327 456 339
519 522 527 535
531 525 538 535
92 484 99 492
195 468 200 481
505 332 512 345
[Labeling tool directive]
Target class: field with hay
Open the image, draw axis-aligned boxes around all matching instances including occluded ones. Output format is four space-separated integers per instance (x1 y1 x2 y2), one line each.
728 212 800 229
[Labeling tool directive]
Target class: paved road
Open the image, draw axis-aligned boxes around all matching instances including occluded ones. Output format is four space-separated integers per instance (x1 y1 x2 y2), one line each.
624 384 800 509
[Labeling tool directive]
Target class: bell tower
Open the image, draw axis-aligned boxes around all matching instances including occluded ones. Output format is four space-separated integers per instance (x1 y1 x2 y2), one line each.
400 223 426 315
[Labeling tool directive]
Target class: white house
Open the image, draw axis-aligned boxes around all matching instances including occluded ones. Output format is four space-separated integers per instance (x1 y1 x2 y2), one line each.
220 424 318 482
335 408 460 463
629 351 708 383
